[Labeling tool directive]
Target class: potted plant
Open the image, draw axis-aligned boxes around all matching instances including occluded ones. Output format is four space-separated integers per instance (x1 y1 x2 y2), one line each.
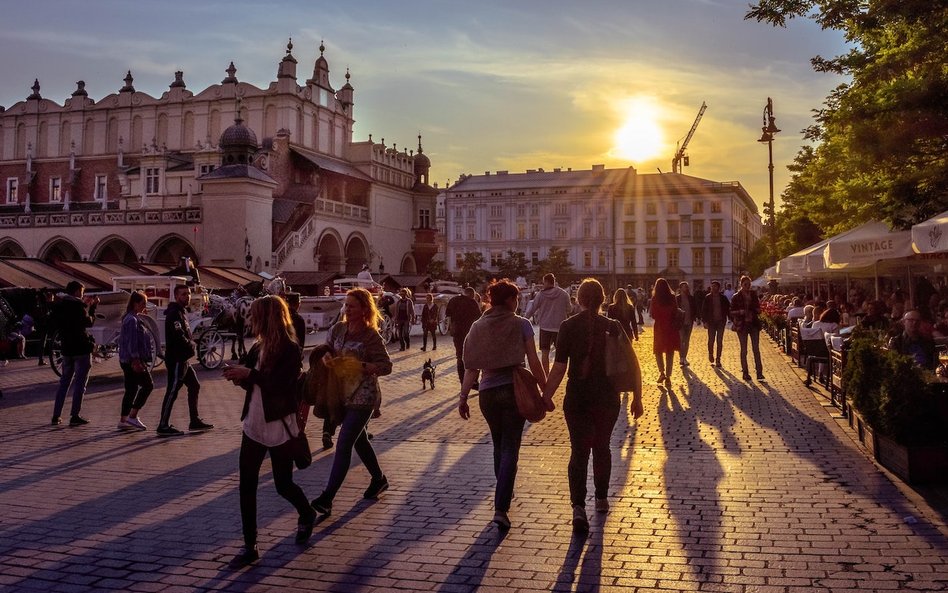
843 335 948 484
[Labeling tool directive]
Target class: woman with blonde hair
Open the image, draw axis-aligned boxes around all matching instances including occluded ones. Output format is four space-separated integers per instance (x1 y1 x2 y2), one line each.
542 278 643 533
223 295 312 567
310 287 393 517
607 288 638 341
458 279 546 530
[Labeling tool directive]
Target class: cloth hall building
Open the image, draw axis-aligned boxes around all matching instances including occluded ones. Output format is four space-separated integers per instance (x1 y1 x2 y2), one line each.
0 40 439 279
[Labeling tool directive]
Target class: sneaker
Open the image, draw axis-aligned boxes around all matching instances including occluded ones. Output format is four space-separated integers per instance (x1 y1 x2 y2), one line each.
51 416 62 426
572 506 589 533
295 518 315 544
757 374 766 382
229 545 259 568
69 415 90 427
322 432 333 450
595 498 609 513
156 425 185 437
492 510 511 530
125 417 147 431
189 419 214 432
118 421 135 431
363 475 389 499
310 492 332 516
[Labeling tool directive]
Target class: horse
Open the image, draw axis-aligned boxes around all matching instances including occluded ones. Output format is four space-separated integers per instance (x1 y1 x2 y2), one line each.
206 277 290 360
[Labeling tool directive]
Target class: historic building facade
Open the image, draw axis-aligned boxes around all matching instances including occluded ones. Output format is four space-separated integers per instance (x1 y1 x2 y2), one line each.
445 166 762 291
0 40 438 275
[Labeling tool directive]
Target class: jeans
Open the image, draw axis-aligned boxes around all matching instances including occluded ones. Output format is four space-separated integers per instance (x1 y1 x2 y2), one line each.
654 351 674 377
397 322 412 350
707 322 726 361
120 362 154 417
158 360 201 428
679 323 694 362
239 433 314 547
477 385 525 512
422 327 437 350
454 336 466 383
737 329 763 377
53 354 92 418
563 395 620 507
324 407 383 499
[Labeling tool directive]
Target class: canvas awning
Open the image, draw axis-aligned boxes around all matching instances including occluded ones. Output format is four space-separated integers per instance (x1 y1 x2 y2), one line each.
911 210 948 254
822 220 914 270
775 238 830 276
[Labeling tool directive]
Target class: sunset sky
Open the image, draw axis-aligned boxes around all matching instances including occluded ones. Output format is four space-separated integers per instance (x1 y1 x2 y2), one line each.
0 0 849 211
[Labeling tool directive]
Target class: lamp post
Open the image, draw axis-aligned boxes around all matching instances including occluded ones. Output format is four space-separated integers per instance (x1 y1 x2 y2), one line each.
758 97 780 265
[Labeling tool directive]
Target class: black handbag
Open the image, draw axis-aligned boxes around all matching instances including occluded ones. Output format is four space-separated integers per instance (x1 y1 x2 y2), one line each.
280 402 312 470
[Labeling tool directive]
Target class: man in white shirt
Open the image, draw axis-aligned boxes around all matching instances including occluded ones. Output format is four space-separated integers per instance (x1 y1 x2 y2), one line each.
524 273 571 374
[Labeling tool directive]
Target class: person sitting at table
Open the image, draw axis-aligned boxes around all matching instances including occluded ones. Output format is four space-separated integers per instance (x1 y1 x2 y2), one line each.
859 300 891 333
888 310 937 370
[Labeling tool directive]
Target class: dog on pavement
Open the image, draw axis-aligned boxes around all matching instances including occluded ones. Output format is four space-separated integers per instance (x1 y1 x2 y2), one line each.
421 358 436 390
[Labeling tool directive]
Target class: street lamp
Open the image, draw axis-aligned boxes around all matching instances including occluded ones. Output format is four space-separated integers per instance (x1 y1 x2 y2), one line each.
758 97 780 265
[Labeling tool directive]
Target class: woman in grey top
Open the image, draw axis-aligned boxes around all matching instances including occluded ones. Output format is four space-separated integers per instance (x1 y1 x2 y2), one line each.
117 291 154 431
311 288 393 517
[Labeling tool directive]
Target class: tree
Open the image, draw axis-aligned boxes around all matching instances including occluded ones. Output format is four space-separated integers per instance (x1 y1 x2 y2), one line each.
747 1 948 230
496 250 530 280
425 259 450 281
532 247 574 282
456 252 486 288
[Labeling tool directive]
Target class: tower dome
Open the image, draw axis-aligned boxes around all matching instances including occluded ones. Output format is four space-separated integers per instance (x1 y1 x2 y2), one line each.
219 116 258 165
413 134 431 184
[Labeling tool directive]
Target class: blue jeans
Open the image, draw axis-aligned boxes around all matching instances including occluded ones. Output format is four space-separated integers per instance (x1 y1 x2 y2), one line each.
737 329 763 377
707 321 726 361
53 354 92 418
478 385 525 512
324 407 383 499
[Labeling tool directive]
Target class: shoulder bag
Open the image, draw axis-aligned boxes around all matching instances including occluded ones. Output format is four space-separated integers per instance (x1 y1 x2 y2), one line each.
280 399 312 470
512 366 546 423
605 321 642 396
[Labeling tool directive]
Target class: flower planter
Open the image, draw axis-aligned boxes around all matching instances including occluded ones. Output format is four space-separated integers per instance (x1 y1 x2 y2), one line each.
875 434 948 485
851 410 878 458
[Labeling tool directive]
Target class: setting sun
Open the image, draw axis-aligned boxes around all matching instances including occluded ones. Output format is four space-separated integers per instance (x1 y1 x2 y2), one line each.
613 97 665 163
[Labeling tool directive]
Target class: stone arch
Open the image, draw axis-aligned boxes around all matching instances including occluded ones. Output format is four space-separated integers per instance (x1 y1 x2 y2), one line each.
36 121 48 157
107 117 119 153
344 233 369 274
313 229 343 272
156 113 169 149
149 234 196 265
82 118 95 155
15 122 26 159
92 236 137 264
39 236 80 263
400 253 417 274
183 111 195 148
59 120 72 156
131 115 143 152
264 104 278 138
0 238 27 258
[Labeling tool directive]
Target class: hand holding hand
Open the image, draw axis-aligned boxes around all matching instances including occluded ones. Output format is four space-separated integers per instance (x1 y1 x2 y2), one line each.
542 394 556 412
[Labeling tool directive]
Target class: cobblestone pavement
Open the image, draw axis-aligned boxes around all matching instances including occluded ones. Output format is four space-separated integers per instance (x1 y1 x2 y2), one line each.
1 325 947 592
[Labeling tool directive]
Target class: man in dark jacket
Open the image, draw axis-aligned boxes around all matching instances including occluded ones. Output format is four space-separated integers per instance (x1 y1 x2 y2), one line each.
445 287 482 383
156 285 213 436
701 280 730 368
285 292 306 351
50 281 98 426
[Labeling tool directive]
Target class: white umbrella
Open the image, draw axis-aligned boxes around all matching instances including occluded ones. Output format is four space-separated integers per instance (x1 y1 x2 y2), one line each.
911 210 948 254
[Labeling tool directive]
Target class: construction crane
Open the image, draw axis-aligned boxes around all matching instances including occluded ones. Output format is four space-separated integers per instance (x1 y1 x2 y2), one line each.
671 102 707 174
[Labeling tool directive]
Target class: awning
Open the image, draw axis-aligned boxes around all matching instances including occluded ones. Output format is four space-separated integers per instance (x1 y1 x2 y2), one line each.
775 238 830 276
8 259 103 290
911 210 948 254
823 220 914 270
290 146 374 182
0 260 58 289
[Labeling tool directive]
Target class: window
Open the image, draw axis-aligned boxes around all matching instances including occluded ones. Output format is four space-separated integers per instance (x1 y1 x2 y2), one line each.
145 167 160 194
467 206 475 218
554 203 568 216
531 251 539 265
623 249 636 268
5 178 17 204
692 220 704 241
646 221 658 241
530 222 539 239
455 205 463 218
530 204 539 217
667 221 679 242
199 164 216 176
597 204 605 216
454 225 462 240
710 201 722 213
555 222 567 239
491 251 503 267
93 175 108 201
49 177 62 202
517 222 526 240
583 221 591 238
710 247 723 268
692 248 705 272
489 204 503 218
597 221 605 238
516 204 525 218
667 248 679 268
710 220 723 241
645 202 656 215
693 201 704 214
623 221 636 240
598 250 606 267
419 208 431 229
646 249 658 269
490 223 503 240
455 253 464 269
624 203 635 215
467 225 475 240
667 202 678 215
584 251 592 267
584 205 593 217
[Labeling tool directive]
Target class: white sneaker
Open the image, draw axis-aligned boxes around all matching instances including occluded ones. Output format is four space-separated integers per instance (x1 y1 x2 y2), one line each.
124 417 147 431
118 421 135 431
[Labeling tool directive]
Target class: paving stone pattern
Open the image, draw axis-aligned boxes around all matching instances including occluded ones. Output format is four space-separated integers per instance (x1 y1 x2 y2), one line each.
1 324 947 592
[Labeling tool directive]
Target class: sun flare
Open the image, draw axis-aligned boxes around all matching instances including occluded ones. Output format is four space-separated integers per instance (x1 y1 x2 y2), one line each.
613 98 665 163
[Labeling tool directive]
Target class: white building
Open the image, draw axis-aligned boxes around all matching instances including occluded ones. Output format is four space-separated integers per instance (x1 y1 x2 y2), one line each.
445 166 762 291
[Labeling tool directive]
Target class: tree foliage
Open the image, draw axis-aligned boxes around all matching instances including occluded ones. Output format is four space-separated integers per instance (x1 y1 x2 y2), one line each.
425 259 450 281
456 251 486 288
531 247 574 282
495 250 530 281
747 1 948 232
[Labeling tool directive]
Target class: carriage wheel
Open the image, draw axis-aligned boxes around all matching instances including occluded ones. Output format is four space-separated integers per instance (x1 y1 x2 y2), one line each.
47 332 64 377
198 329 226 370
143 323 162 371
438 312 449 336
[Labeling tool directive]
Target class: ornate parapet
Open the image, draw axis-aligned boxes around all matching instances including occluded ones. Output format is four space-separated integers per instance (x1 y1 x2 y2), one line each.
0 207 202 228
